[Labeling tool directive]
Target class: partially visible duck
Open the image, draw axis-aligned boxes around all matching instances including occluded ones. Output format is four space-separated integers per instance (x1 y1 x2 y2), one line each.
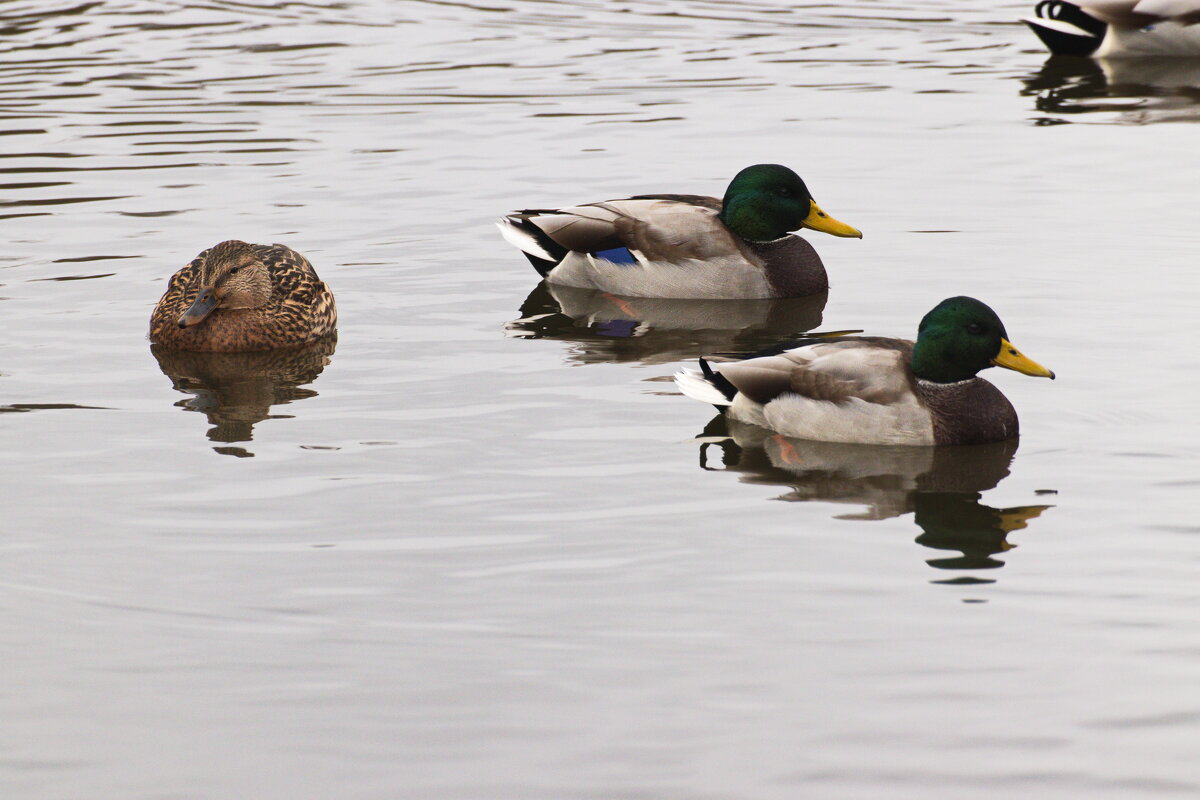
498 164 861 299
674 297 1055 446
149 240 337 352
1024 0 1200 57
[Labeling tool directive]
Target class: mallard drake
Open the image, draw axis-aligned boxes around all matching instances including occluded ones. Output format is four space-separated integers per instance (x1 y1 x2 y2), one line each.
149 240 337 352
675 297 1055 446
1024 0 1200 56
498 164 861 299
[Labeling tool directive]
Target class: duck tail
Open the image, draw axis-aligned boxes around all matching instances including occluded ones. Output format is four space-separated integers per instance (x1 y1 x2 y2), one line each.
674 358 737 410
1022 1 1106 56
497 213 568 277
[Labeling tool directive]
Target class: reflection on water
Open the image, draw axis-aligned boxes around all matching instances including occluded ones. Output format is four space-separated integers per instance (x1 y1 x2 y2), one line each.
697 417 1053 584
151 338 336 457
5 0 1199 794
913 492 1048 576
1023 55 1200 124
507 281 827 364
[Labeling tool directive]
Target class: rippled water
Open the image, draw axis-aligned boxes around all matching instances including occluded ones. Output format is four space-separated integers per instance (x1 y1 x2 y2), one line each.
4 1 1200 797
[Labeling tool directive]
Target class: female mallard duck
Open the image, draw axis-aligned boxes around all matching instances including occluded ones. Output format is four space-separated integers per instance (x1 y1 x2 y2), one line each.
149 240 337 352
1025 0 1200 57
498 164 861 299
675 297 1055 446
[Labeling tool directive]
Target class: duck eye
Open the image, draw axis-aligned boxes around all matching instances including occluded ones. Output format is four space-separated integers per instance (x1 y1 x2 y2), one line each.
776 187 792 197
966 322 984 335
228 267 240 275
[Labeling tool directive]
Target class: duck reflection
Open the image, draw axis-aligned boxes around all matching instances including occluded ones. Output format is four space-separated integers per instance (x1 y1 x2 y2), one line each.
151 338 336 457
1023 55 1200 124
697 417 1052 582
507 281 827 365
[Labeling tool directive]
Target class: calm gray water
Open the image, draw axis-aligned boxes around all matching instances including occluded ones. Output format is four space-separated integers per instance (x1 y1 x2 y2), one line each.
3 1 1200 798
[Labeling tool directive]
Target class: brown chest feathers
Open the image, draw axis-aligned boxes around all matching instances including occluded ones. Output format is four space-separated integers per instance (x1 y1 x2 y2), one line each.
747 235 829 298
916 377 1019 446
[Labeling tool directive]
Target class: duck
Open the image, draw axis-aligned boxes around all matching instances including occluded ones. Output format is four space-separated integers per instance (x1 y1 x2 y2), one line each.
674 296 1055 446
497 164 861 300
1024 0 1200 57
149 240 337 352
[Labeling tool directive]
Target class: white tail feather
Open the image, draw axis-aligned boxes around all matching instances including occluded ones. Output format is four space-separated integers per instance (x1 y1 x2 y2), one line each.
496 219 555 261
674 368 733 407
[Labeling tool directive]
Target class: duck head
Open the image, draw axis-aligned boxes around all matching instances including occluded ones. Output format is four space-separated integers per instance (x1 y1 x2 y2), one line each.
178 240 274 329
719 163 861 243
911 296 1055 384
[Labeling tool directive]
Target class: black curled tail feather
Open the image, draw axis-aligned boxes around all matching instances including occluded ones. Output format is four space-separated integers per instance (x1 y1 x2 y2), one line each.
1025 0 1106 56
700 358 738 403
1035 0 1106 37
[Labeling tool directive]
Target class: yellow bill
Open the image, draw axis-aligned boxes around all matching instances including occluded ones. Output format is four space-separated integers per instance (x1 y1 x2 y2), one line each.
996 504 1053 534
802 200 862 239
992 338 1055 379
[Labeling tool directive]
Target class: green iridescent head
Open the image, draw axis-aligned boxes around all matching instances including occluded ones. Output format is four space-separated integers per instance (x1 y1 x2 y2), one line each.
719 164 861 242
911 296 1054 384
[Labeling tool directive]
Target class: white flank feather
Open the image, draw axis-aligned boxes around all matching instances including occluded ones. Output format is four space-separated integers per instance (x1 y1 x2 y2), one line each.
547 252 773 299
674 368 733 407
752 394 935 446
1020 15 1096 37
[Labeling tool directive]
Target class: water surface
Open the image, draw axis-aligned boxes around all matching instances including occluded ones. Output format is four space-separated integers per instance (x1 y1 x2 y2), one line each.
3 1 1200 798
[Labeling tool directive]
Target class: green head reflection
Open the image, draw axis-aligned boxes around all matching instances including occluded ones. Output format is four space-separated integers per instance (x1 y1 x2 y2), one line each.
696 417 1055 586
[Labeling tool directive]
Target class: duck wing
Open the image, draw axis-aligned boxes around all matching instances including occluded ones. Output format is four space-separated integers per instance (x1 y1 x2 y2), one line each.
499 196 745 274
1083 0 1200 24
626 193 722 211
675 338 936 444
260 243 317 297
713 338 917 407
1133 0 1200 23
260 244 337 332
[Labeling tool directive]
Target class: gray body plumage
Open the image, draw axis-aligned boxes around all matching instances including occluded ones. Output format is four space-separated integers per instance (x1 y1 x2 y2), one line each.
675 338 1019 446
499 196 829 299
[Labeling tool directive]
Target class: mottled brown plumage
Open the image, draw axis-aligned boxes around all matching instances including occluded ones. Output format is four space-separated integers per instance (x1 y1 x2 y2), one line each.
149 240 337 352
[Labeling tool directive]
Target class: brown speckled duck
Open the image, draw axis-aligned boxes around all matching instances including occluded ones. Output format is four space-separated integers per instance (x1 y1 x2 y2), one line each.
675 297 1055 446
149 240 336 352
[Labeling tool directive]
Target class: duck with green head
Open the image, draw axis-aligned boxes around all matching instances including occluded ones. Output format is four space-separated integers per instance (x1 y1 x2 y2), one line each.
498 164 861 299
674 296 1055 445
